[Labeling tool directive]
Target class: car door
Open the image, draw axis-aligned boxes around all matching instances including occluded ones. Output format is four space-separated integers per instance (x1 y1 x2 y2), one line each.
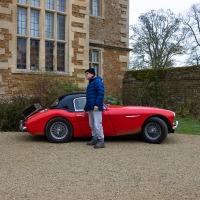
74 97 115 136
107 106 141 135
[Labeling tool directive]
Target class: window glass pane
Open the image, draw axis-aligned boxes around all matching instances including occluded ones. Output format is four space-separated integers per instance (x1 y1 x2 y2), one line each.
17 38 26 69
93 0 100 16
45 12 54 39
45 41 54 71
89 49 100 75
92 64 98 74
57 0 66 12
31 0 40 7
17 7 27 35
30 40 39 70
57 15 65 40
18 0 27 4
92 50 99 62
30 9 39 37
46 0 54 10
57 43 65 71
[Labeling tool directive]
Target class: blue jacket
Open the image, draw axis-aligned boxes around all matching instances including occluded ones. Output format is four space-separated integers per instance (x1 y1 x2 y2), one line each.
84 76 104 111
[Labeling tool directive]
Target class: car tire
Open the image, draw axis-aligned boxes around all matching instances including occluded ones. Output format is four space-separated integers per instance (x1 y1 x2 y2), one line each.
142 117 168 144
45 117 73 143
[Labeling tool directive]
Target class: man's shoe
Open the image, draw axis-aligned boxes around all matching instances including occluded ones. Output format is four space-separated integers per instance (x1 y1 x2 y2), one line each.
94 139 105 149
86 136 98 146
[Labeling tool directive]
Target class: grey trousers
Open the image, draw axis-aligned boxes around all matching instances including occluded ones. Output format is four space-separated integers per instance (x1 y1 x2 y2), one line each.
88 110 104 140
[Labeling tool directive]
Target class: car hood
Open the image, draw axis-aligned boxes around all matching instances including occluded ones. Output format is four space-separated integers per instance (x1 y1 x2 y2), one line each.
107 105 174 113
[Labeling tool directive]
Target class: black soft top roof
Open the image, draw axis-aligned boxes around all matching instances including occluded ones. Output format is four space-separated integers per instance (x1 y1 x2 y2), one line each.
51 92 86 111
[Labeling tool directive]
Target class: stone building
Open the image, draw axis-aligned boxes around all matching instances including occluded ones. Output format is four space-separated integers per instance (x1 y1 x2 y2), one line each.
0 0 130 98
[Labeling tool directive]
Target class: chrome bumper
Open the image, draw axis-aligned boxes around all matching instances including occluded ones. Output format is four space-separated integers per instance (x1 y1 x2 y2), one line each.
19 120 27 132
173 121 179 130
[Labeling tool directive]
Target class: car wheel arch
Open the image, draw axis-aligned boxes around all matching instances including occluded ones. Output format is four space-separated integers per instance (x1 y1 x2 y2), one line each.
45 116 74 143
141 115 169 144
142 115 171 132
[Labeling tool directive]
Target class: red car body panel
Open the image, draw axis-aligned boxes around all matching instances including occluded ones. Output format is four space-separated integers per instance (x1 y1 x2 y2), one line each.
75 110 115 136
105 105 175 135
25 109 81 136
24 105 175 137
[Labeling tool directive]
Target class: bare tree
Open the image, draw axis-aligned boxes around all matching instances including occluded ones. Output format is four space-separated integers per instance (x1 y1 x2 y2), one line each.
186 49 200 66
183 3 200 66
130 9 188 69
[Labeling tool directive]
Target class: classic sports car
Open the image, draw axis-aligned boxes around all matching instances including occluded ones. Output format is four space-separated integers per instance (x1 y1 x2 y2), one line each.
19 93 178 144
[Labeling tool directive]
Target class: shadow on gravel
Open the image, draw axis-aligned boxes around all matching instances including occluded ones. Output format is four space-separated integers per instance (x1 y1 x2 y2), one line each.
19 133 143 144
71 135 144 145
18 133 49 143
19 132 176 145
73 135 176 145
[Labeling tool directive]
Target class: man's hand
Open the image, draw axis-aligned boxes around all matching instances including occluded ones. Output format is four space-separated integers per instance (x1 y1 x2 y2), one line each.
94 106 99 111
82 111 87 117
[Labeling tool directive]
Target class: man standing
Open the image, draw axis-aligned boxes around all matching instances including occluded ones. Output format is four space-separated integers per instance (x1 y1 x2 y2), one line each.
83 68 105 148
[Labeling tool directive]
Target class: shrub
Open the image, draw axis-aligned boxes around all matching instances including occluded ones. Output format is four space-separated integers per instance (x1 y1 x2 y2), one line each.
176 99 200 121
0 96 38 131
104 95 122 105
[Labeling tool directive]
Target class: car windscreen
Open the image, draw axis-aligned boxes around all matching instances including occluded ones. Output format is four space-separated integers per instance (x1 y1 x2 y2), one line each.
50 96 70 110
73 97 86 111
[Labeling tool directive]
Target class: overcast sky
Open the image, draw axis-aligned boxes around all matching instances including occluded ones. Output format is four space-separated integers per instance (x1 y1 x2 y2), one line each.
129 0 200 25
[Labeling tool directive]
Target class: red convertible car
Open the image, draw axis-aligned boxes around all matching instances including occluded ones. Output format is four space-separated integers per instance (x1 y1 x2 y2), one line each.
19 93 178 144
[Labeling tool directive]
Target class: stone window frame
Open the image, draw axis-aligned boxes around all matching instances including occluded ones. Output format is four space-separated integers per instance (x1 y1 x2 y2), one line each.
89 0 104 18
89 48 102 76
14 0 69 74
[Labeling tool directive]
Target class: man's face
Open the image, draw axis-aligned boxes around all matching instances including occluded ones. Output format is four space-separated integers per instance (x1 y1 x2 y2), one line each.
85 72 94 80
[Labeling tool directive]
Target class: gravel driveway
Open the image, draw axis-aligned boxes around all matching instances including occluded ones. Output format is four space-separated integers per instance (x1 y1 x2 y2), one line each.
0 132 200 200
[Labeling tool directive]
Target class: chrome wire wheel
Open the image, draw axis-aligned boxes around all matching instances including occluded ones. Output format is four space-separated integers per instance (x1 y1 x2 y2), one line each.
144 122 161 140
45 117 73 143
50 121 69 140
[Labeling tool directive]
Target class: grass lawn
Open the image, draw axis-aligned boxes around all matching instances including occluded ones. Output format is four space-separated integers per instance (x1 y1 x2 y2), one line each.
176 118 200 135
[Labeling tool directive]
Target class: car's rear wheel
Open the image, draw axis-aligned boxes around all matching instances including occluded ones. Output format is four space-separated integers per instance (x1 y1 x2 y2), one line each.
142 117 168 144
45 117 73 143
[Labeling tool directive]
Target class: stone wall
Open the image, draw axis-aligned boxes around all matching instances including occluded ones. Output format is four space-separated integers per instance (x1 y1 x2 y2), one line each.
122 66 200 118
0 0 88 97
0 0 130 99
90 0 130 97
102 49 128 96
70 0 89 87
0 1 13 96
90 0 129 47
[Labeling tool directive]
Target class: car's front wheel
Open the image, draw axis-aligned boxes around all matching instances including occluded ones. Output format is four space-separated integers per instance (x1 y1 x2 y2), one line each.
142 117 168 144
45 117 73 143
